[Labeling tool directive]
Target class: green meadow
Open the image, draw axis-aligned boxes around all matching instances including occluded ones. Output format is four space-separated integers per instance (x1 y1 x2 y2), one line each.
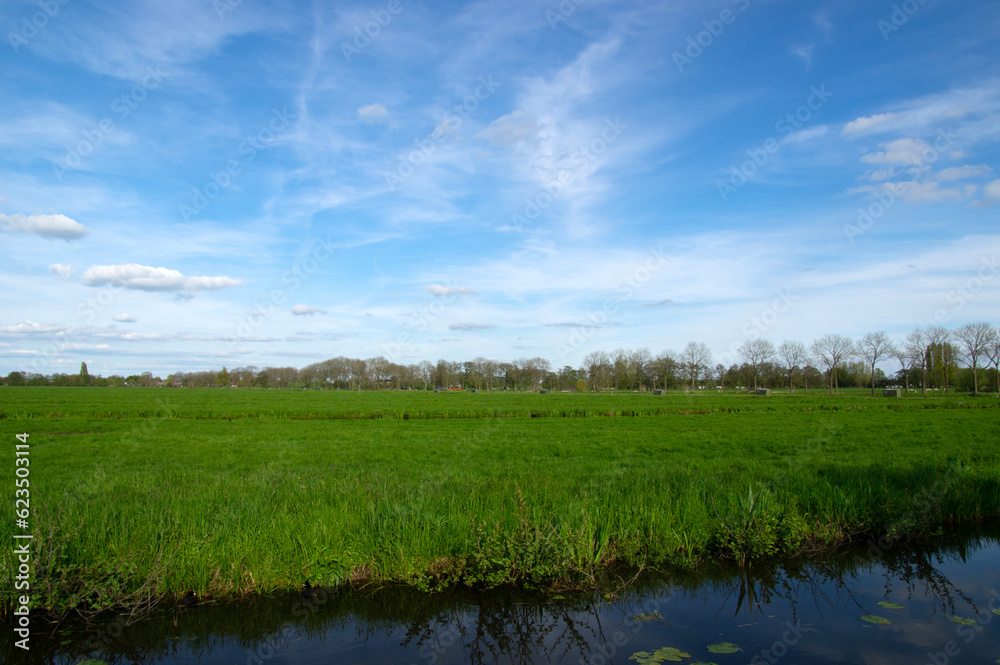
2 387 999 615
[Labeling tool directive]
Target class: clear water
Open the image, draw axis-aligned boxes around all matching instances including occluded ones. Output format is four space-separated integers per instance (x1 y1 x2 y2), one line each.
6 528 1000 664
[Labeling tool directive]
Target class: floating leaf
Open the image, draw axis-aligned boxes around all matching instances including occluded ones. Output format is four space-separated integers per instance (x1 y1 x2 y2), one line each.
632 611 663 622
629 652 659 665
992 608 1000 617
878 601 904 610
550 595 566 600
707 642 740 654
949 616 977 626
653 646 691 661
861 615 891 624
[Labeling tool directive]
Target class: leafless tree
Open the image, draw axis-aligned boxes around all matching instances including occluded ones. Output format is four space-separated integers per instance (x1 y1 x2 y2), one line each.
857 331 894 396
984 327 1000 395
811 334 855 394
777 340 808 393
681 342 712 391
738 338 776 391
953 321 995 394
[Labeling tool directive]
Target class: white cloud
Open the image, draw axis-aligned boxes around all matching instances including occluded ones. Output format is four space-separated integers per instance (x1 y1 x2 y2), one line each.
49 264 74 280
984 180 1000 199
0 321 68 336
475 110 539 147
113 313 138 322
861 181 963 203
291 305 326 316
780 125 829 146
424 284 474 296
61 343 111 351
935 165 992 182
0 213 89 239
861 138 932 166
843 113 899 134
80 264 243 292
357 103 390 124
449 322 493 331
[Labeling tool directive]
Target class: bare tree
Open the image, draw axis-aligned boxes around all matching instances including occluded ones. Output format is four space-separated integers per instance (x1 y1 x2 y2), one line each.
857 331 894 396
652 350 678 391
953 321 995 394
811 334 855 394
681 342 712 391
906 328 928 394
891 345 914 392
738 338 776 391
984 327 1000 395
777 340 808 393
630 347 652 391
583 350 609 392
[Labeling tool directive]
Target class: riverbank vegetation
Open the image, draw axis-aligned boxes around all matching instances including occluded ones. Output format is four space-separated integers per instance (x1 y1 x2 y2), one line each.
2 388 999 617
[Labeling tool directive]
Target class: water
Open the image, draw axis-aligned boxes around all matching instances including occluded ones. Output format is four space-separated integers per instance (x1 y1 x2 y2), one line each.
6 528 1000 664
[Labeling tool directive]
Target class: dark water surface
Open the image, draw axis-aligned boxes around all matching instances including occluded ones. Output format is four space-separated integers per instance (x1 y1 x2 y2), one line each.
7 528 1000 665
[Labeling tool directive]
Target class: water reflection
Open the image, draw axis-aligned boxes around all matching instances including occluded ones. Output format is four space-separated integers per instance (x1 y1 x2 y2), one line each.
6 527 1000 665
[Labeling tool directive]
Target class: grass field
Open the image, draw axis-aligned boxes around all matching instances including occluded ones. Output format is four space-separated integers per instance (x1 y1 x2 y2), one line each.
2 387 999 615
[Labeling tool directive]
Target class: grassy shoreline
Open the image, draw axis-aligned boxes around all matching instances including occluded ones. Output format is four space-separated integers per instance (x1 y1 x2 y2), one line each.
2 388 999 616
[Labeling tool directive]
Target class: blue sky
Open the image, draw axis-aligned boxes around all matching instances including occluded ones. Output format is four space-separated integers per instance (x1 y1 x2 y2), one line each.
1 0 999 376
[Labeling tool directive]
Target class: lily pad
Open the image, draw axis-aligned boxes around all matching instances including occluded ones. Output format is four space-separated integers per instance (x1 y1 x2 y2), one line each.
653 647 691 661
949 616 977 626
861 615 891 624
632 611 663 622
878 601 905 610
629 646 692 663
550 595 566 600
707 642 741 654
992 608 1000 617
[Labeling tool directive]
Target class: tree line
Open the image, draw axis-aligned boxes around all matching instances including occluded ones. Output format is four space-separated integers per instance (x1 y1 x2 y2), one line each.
4 322 999 395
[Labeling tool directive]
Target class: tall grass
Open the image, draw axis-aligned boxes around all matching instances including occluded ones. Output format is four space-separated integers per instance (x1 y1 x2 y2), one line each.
1 388 998 615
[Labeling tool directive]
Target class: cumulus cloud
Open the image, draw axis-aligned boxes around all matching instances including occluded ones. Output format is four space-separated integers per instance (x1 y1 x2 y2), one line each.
291 304 326 316
424 284 474 296
49 263 74 280
935 165 992 182
861 138 932 166
475 110 539 147
0 213 89 239
0 321 67 336
449 322 493 331
80 264 243 292
357 103 390 124
843 112 899 133
113 313 137 322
